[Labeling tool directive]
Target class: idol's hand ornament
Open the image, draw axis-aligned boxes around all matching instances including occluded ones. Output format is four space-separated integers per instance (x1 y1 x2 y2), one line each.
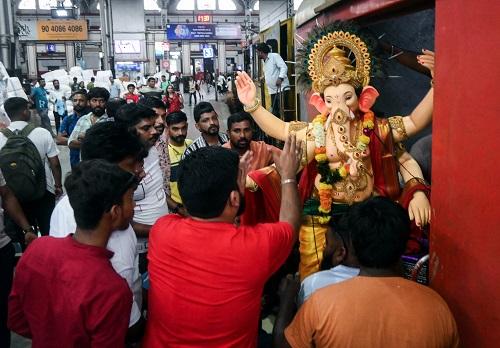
236 71 257 107
408 190 431 227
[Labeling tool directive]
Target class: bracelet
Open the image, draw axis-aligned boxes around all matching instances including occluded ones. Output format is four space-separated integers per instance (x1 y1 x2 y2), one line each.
281 179 297 185
243 98 261 113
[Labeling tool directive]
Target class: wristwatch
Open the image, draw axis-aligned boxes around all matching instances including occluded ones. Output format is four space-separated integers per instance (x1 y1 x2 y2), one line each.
23 226 36 235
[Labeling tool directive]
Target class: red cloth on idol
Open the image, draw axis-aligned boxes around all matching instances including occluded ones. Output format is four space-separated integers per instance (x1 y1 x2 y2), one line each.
144 215 294 347
242 166 282 225
8 236 132 347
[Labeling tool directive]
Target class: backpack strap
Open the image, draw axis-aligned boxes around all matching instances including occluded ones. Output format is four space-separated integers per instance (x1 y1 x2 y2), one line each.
20 123 37 137
0 128 15 138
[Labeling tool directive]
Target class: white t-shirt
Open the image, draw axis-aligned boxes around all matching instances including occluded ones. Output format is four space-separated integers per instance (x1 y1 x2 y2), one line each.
298 265 360 306
49 195 142 327
0 169 10 249
0 121 59 194
133 146 169 253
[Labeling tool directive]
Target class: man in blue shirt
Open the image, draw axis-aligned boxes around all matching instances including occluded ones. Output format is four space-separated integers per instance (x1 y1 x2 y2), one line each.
56 90 88 168
30 78 55 137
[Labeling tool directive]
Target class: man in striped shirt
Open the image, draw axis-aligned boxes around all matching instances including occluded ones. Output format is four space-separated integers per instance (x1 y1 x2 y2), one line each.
183 102 229 158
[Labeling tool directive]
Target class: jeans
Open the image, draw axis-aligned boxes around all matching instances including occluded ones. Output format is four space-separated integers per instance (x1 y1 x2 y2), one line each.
37 108 55 137
53 111 62 134
0 242 15 348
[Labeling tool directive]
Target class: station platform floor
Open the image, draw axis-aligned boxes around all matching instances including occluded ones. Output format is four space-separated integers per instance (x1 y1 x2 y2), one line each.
9 87 233 347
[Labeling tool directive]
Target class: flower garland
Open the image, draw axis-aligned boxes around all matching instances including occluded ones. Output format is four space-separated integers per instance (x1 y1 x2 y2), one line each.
313 110 375 221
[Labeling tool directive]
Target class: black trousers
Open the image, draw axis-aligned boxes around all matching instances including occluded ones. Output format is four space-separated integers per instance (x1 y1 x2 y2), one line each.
0 242 15 348
5 190 55 244
270 89 291 121
53 111 62 134
189 92 197 106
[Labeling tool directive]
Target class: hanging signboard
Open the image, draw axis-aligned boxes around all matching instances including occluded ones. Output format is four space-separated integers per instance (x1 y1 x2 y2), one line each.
37 20 88 41
166 24 241 40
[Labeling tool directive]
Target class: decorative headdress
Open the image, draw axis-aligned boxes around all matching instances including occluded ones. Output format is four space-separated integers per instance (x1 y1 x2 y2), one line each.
297 21 382 93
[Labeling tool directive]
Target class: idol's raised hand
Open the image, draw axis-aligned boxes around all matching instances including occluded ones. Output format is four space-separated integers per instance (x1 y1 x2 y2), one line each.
235 71 257 106
418 49 435 79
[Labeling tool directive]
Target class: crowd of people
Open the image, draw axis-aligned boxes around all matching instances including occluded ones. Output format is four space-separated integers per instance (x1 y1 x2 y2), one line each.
0 56 458 346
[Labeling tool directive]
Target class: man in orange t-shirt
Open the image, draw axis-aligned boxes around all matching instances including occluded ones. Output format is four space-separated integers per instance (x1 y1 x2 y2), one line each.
222 111 281 172
143 135 302 347
274 197 459 348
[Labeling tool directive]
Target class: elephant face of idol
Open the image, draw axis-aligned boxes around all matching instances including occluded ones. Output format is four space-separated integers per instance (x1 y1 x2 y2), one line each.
323 83 359 113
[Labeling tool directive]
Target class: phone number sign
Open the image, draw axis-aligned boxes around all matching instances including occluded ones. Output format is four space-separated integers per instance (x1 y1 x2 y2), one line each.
37 20 88 41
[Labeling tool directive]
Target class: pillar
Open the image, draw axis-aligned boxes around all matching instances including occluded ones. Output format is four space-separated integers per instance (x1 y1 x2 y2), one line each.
431 0 500 346
26 43 37 79
181 41 190 75
217 40 226 74
65 43 75 70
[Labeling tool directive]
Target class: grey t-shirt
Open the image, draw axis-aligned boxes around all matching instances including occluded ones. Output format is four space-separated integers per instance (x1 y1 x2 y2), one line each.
0 169 11 249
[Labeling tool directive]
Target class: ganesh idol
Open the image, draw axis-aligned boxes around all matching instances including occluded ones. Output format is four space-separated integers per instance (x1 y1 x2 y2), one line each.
236 22 435 280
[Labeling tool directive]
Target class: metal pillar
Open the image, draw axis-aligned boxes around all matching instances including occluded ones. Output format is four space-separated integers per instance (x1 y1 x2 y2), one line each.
0 0 14 69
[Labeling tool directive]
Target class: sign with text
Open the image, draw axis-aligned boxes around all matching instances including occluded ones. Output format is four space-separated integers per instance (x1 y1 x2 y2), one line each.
166 24 241 40
37 20 88 41
196 14 212 23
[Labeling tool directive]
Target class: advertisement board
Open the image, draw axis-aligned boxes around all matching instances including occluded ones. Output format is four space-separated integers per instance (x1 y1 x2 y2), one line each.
166 24 241 40
37 20 88 41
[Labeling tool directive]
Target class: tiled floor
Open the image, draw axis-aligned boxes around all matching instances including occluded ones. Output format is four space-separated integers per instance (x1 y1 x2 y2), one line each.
10 87 231 348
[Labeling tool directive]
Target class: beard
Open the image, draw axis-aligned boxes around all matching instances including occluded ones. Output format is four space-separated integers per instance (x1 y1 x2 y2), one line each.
170 134 186 144
320 254 334 271
92 107 106 117
73 104 86 113
206 125 219 135
233 139 250 150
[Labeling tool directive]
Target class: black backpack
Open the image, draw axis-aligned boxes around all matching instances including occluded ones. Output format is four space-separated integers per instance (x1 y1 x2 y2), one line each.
0 124 46 202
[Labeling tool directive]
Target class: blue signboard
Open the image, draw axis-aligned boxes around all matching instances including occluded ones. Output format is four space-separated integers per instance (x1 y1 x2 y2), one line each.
166 24 241 40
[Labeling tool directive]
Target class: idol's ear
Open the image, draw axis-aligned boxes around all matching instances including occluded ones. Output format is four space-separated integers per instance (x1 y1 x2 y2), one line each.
309 92 328 115
358 86 379 112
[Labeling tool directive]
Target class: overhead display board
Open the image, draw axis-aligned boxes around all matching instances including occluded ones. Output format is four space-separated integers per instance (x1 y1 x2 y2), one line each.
166 24 241 40
37 20 88 41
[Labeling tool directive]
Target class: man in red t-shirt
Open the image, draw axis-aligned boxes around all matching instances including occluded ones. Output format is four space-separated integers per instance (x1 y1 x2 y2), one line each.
143 134 302 347
8 160 138 347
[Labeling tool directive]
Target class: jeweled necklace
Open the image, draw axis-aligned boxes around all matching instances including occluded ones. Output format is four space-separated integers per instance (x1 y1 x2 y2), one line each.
312 110 375 221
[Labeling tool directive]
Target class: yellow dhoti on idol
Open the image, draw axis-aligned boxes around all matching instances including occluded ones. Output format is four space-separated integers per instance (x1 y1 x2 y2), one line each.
299 217 327 281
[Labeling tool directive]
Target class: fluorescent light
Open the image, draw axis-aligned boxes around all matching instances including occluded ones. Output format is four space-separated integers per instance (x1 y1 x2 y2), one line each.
56 9 68 16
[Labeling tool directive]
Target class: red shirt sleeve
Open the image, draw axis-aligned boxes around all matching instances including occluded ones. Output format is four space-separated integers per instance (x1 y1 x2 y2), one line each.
256 222 294 276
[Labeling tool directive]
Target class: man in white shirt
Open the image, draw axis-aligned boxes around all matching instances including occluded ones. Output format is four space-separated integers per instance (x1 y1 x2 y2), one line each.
298 218 360 306
256 42 291 120
48 79 71 133
49 122 147 336
115 103 169 275
0 97 62 239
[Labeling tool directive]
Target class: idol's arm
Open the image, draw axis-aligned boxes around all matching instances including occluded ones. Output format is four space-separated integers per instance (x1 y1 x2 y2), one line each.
392 49 435 142
399 86 433 141
398 151 431 226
